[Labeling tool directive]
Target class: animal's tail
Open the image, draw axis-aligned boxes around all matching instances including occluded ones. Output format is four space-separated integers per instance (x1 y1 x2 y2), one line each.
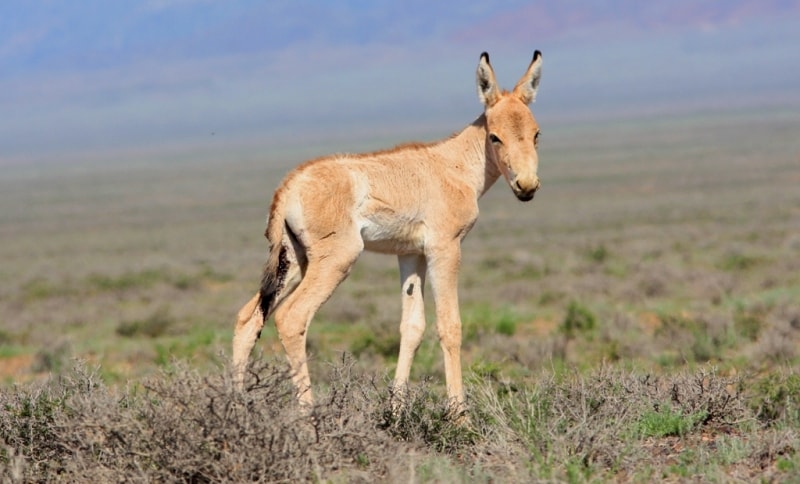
234 193 304 330
233 190 304 389
258 193 304 321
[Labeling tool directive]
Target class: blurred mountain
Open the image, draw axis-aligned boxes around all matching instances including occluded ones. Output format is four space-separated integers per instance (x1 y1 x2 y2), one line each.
456 1 800 44
5 1 799 74
1 1 799 162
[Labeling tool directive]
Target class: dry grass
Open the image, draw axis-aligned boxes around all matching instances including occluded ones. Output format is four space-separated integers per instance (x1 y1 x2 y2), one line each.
2 358 799 482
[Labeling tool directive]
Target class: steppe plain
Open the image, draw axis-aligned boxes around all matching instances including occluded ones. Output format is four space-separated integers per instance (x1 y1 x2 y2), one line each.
1 107 799 481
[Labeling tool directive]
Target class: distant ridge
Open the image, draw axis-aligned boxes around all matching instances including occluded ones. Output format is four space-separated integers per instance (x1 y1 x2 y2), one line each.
454 1 800 43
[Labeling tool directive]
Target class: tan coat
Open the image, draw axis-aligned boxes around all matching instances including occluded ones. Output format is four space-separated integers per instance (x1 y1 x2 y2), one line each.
233 51 543 409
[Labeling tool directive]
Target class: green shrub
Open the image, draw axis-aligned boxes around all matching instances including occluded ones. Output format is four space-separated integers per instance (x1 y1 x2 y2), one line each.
718 252 761 271
495 313 517 336
0 329 13 345
586 244 609 263
462 304 523 341
560 301 596 338
116 307 175 338
636 406 706 438
469 359 503 381
349 332 400 359
734 305 764 341
750 373 800 426
20 278 71 301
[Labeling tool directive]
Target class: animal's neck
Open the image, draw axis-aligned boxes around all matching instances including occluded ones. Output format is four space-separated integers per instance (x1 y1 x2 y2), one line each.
432 113 501 199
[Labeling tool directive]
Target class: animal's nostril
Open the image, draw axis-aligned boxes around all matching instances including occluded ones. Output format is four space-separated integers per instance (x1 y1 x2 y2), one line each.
514 179 539 194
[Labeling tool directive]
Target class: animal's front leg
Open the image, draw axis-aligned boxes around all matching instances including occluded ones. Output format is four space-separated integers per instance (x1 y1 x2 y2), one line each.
427 244 466 409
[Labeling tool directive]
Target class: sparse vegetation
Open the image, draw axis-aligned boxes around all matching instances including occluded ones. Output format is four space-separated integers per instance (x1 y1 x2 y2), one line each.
586 244 609 264
462 304 524 341
2 109 800 480
2 359 798 481
116 307 176 338
718 251 762 272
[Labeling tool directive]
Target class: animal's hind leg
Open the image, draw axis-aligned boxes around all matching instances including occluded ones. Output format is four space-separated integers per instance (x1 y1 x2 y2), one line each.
232 293 263 389
273 237 362 407
393 254 427 394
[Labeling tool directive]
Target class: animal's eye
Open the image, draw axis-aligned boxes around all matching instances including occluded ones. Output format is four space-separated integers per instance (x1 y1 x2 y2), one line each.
534 131 541 145
489 133 502 144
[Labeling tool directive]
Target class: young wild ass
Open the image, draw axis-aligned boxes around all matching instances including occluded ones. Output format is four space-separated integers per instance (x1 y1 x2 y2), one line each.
233 51 543 409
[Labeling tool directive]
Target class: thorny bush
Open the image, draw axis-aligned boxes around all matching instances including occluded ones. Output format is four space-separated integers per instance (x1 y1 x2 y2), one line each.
1 358 798 482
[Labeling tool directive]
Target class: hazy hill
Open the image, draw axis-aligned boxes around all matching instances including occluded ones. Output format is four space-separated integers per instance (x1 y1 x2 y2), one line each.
1 1 798 163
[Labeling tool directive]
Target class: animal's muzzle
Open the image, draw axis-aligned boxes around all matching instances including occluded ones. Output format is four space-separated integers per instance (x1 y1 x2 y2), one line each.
513 177 540 202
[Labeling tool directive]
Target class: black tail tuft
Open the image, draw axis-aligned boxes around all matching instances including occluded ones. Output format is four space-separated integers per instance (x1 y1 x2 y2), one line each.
258 277 275 320
259 244 289 318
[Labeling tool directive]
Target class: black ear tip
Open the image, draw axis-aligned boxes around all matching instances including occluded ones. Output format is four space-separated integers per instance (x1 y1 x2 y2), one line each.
480 52 490 63
533 50 542 61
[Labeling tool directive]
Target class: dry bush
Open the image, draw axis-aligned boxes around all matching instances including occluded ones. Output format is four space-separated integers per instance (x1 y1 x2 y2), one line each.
463 365 795 481
2 358 799 482
597 311 651 361
750 303 800 364
623 262 681 300
0 358 420 482
478 332 566 371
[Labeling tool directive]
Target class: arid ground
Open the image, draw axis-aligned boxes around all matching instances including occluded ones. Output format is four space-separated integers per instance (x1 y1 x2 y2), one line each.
2 107 799 481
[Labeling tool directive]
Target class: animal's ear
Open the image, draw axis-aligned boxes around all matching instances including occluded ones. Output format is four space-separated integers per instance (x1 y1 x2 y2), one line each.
513 50 542 105
476 52 500 107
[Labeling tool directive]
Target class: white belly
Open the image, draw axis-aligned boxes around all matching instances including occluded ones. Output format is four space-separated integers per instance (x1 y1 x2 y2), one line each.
360 217 426 255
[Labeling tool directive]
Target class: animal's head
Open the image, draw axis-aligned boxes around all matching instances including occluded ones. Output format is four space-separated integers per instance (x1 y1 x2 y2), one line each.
477 51 542 202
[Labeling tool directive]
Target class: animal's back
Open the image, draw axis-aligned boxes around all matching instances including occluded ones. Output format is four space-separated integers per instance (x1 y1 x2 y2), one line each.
272 147 443 255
